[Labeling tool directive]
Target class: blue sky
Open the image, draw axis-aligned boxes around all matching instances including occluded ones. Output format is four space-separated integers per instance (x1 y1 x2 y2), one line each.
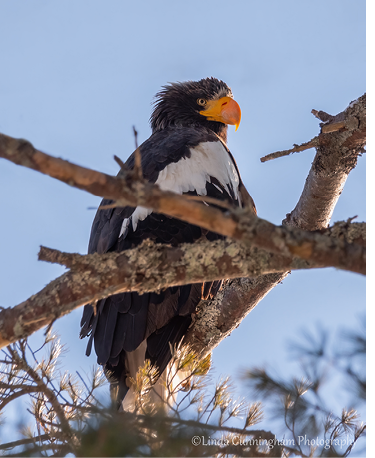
0 0 366 448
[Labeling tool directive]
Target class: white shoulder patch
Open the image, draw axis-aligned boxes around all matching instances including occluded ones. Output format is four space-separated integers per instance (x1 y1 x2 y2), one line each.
120 141 241 235
186 141 240 199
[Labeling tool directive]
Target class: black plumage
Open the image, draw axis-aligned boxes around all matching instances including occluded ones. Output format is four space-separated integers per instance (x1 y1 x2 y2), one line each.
80 77 256 408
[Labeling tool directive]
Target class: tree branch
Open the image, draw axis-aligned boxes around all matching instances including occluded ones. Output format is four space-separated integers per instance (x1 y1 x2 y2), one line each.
0 94 366 358
260 95 365 167
184 94 366 355
0 434 57 452
0 385 42 411
0 221 363 350
0 133 365 271
284 94 366 230
260 137 319 162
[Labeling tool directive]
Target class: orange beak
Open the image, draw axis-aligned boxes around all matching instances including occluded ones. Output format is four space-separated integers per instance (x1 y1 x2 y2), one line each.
199 96 241 130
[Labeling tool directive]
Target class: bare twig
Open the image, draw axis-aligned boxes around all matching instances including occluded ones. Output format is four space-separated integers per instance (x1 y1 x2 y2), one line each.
133 125 139 149
311 109 335 122
113 154 125 169
4 443 70 457
0 385 42 411
0 434 58 451
261 95 365 164
260 137 319 162
131 125 143 180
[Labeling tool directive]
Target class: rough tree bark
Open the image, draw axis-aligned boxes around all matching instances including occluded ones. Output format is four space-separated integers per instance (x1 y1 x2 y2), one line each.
0 94 366 355
186 94 366 355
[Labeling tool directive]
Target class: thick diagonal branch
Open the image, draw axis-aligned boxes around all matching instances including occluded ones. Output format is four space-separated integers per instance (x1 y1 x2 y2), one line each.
184 94 366 354
285 94 366 230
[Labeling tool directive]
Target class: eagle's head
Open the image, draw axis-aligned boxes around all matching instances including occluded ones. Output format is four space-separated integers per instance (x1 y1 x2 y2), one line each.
150 77 241 141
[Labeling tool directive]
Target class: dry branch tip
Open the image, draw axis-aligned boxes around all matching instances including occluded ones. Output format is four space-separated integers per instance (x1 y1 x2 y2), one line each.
260 137 318 163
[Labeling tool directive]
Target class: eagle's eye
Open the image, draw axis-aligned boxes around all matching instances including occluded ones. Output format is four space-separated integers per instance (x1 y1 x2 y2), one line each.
197 98 207 107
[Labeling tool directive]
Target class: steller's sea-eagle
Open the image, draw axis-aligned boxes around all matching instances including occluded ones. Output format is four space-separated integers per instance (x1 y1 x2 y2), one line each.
80 77 256 409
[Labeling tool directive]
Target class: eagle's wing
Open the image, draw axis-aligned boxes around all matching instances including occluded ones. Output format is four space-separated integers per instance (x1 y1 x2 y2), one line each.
80 126 246 402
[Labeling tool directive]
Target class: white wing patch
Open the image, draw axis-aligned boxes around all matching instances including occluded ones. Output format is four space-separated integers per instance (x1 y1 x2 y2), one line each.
119 217 130 238
119 141 240 236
